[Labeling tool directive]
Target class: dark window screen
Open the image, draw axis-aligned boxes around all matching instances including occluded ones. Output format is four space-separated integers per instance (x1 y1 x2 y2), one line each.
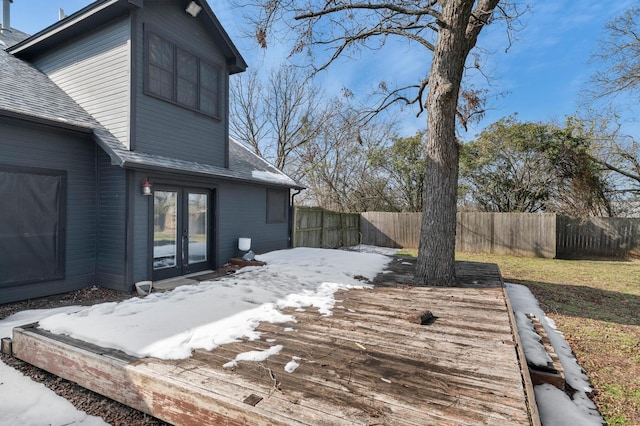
267 189 287 223
0 166 66 286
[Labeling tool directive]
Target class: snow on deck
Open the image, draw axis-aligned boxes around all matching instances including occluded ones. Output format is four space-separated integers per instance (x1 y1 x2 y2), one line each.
9 263 536 425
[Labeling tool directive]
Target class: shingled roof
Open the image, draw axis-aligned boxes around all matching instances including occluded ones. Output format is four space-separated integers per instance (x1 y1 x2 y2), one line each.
0 35 301 189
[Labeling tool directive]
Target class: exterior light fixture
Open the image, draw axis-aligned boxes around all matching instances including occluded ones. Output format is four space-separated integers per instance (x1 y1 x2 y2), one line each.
185 1 202 17
142 177 152 196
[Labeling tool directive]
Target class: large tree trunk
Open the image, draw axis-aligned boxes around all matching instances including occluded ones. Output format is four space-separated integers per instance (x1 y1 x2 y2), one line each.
415 1 475 286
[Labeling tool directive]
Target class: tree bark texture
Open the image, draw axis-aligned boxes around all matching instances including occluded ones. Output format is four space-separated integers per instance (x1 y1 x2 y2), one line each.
415 0 479 286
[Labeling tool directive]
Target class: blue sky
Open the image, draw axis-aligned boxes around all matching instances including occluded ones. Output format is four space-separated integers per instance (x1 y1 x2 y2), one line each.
7 0 637 139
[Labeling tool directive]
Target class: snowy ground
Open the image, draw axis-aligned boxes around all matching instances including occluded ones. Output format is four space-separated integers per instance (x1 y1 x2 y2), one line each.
0 247 602 425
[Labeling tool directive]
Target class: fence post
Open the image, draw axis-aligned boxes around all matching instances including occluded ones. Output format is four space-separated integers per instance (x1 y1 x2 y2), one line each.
320 208 325 248
292 206 298 248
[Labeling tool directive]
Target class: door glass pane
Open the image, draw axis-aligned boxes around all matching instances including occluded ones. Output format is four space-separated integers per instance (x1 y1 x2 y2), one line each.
188 192 207 264
154 191 178 269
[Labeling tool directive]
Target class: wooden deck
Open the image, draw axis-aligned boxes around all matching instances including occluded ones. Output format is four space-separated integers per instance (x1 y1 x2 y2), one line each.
10 261 538 425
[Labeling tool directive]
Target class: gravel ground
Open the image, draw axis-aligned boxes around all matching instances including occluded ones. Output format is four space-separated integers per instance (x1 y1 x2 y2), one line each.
0 286 170 426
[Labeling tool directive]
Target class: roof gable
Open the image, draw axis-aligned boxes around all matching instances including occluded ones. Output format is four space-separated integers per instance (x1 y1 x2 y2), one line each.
7 0 247 73
0 48 96 130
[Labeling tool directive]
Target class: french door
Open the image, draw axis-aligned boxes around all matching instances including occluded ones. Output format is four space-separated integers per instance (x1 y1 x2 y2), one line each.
152 187 211 280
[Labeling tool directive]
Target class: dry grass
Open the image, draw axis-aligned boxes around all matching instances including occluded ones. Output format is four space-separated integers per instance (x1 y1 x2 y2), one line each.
453 252 640 425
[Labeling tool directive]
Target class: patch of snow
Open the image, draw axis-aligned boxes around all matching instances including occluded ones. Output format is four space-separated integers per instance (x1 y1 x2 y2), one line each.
223 345 283 368
0 306 82 339
514 311 552 367
505 283 604 425
251 169 296 185
277 281 363 316
535 384 604 426
284 356 301 373
37 248 392 360
0 361 108 425
347 245 399 256
380 377 392 384
401 262 412 265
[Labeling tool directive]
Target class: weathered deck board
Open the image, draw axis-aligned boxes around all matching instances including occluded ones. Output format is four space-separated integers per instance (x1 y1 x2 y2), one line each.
10 260 537 425
191 287 531 425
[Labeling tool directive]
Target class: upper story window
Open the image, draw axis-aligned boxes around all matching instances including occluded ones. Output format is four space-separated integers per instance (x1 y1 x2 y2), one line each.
146 31 221 118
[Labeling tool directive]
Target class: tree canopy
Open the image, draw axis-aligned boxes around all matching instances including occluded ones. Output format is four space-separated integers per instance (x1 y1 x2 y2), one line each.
460 116 612 216
368 131 427 212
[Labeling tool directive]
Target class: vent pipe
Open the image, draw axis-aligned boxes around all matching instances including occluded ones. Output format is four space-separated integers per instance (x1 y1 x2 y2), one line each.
1 0 11 34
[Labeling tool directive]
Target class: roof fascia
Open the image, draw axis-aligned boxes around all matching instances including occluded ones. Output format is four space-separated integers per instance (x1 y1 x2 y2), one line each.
0 109 93 134
118 159 304 189
198 1 248 74
7 0 139 59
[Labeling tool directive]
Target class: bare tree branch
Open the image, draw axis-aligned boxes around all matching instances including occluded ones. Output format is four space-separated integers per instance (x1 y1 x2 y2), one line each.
295 2 442 21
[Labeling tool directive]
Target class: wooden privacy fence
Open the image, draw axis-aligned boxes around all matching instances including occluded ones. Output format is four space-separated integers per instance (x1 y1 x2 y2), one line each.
456 212 557 258
358 211 640 259
359 212 422 249
361 211 555 255
557 216 640 258
294 207 360 248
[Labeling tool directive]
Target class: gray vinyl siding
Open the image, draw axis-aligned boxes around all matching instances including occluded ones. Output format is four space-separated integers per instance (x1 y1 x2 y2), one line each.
0 117 97 303
123 174 290 281
131 171 152 284
96 150 127 291
134 1 228 166
32 18 131 148
217 182 290 263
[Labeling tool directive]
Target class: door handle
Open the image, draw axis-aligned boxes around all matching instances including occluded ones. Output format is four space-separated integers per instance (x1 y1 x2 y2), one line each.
182 233 189 267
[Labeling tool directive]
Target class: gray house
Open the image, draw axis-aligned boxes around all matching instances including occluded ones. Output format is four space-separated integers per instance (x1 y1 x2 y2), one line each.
0 0 302 304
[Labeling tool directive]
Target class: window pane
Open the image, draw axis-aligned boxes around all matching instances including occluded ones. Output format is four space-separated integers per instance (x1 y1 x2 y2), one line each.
199 87 218 116
188 193 208 264
154 191 178 270
200 62 219 91
177 49 198 82
177 78 197 108
148 33 173 70
200 62 219 116
149 65 174 99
